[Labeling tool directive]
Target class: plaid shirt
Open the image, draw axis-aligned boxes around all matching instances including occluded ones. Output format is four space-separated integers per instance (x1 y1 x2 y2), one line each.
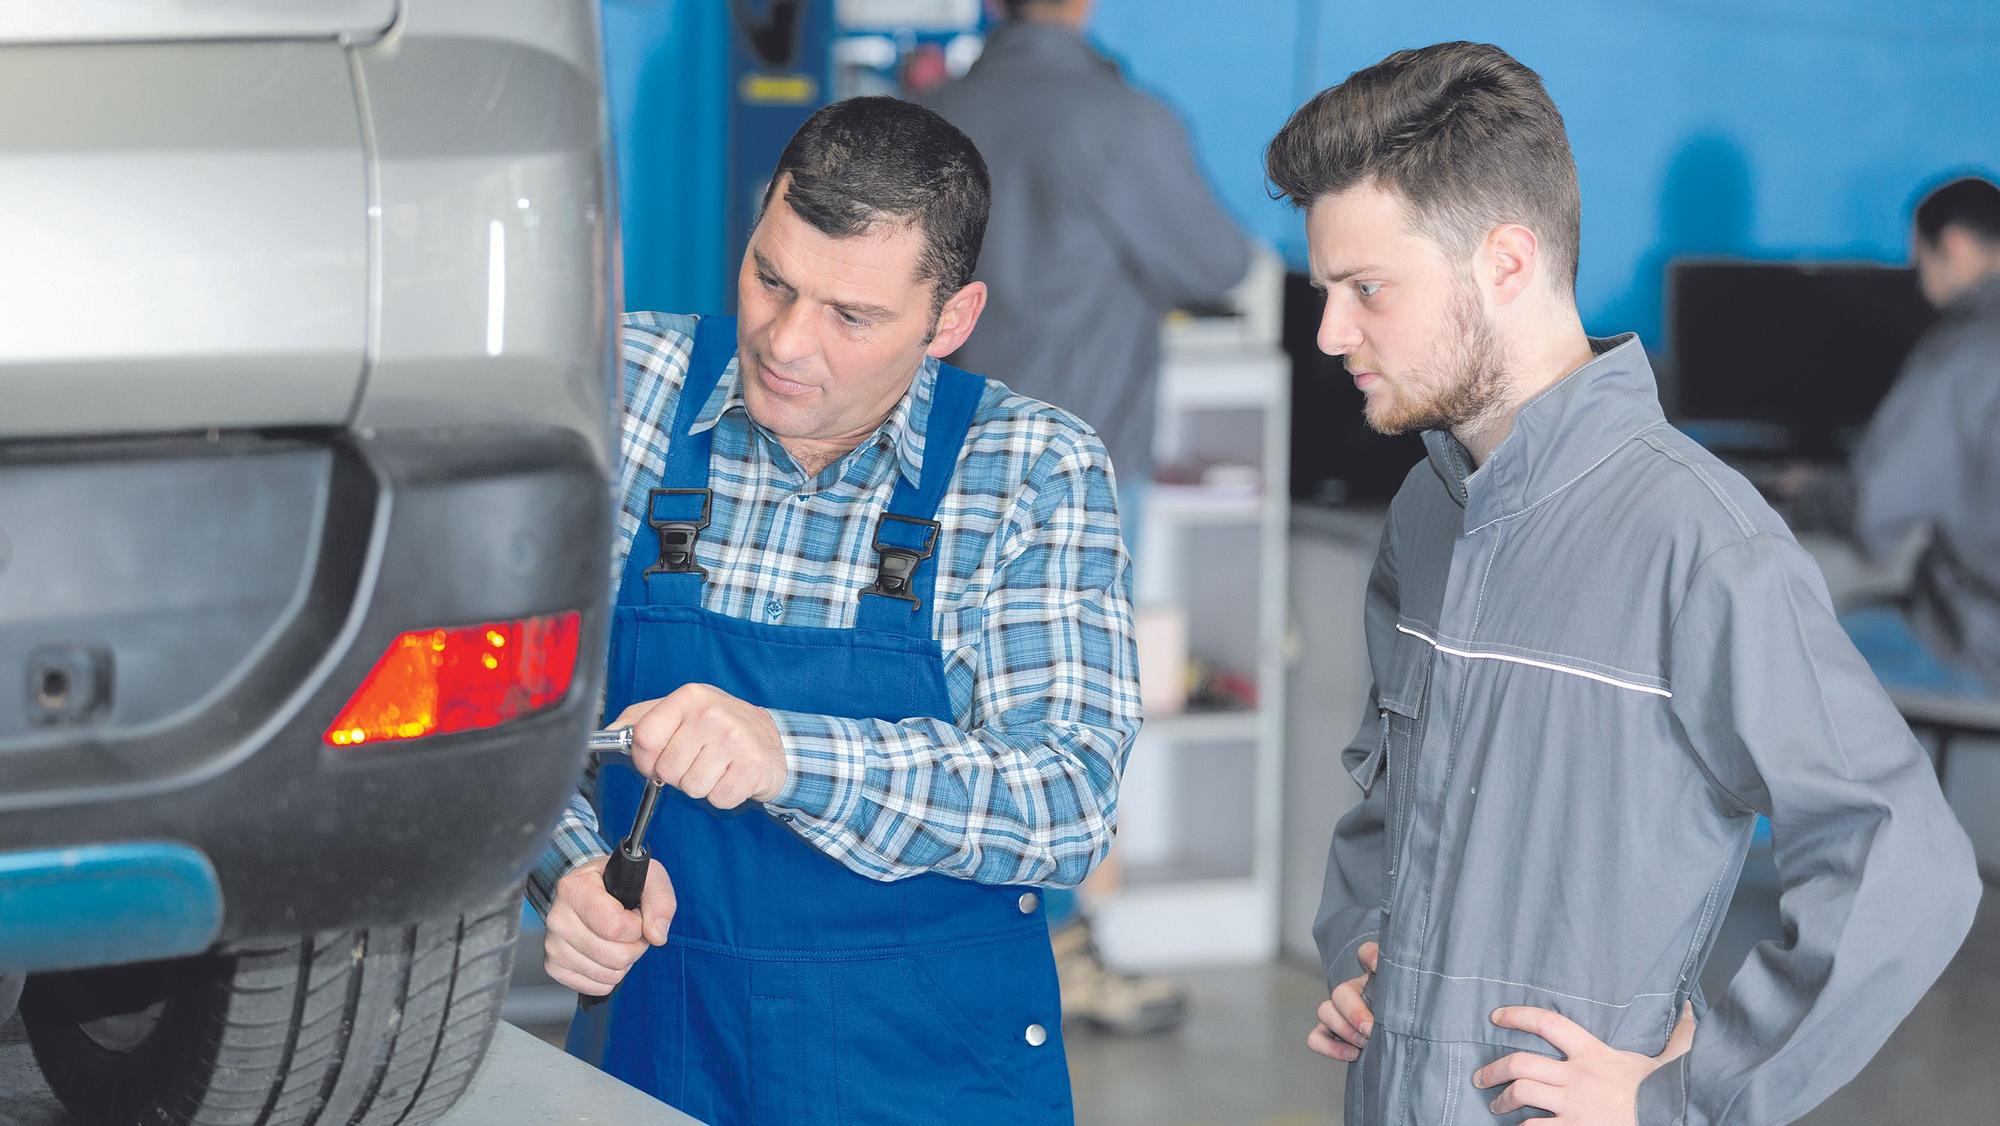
527 313 1139 912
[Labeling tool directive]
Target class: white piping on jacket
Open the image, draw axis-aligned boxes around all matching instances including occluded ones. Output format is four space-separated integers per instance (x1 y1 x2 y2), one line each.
1395 624 1673 700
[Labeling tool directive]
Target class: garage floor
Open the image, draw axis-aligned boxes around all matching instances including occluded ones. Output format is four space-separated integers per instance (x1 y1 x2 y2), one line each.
4 866 1988 1125
504 861 1997 1125
1038 873 2000 1126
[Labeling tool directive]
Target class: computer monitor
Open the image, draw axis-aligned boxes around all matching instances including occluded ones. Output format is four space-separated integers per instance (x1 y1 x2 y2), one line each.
1668 259 1933 459
1283 272 1425 506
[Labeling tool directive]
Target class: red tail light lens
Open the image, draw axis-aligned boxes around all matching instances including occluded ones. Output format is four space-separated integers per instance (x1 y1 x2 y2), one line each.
325 611 581 748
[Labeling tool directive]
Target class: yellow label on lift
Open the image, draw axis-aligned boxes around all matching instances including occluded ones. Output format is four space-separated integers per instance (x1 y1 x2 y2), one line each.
740 73 819 105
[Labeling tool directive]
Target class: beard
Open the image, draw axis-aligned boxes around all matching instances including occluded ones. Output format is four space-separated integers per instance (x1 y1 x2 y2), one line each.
1362 281 1510 437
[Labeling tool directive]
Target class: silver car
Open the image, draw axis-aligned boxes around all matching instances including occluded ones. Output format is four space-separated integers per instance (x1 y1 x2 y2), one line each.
0 3 617 1123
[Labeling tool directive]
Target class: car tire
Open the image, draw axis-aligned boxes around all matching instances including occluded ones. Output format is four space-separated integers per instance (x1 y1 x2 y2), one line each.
20 891 520 1126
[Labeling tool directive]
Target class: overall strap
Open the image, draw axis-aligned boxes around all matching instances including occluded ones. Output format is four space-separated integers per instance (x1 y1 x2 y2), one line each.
855 363 987 638
618 315 736 607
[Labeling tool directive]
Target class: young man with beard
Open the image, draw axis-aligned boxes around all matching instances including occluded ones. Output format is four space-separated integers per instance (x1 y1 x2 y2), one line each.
1268 42 1981 1125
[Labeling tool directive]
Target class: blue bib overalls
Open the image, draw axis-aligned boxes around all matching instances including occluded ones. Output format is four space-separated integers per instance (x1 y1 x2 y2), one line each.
568 317 1073 1125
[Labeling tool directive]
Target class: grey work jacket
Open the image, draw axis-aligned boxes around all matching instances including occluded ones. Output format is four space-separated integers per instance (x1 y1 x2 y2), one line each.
921 21 1249 485
1318 336 1982 1125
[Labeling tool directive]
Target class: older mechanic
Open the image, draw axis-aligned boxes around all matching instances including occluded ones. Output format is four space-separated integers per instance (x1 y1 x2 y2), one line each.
526 97 1138 1126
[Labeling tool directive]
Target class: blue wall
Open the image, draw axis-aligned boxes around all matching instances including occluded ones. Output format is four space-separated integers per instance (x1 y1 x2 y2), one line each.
602 0 731 316
1091 0 2000 349
601 1 2000 346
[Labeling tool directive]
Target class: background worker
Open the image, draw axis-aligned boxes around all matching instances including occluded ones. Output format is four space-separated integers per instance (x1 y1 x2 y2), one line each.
925 0 1251 1034
1784 174 2000 696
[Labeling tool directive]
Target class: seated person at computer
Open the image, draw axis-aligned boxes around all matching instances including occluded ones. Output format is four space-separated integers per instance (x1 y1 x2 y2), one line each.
1778 175 2000 698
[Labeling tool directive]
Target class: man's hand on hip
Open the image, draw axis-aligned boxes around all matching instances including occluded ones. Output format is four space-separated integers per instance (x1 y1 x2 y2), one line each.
543 855 675 996
613 684 791 809
1307 940 1379 1063
1475 1001 1696 1123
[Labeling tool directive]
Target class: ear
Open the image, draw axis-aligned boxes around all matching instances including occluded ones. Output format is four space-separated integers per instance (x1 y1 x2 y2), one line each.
1480 223 1541 306
925 280 987 358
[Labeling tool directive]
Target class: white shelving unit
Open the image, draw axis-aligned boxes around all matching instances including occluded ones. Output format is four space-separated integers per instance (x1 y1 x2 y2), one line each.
1095 256 1292 970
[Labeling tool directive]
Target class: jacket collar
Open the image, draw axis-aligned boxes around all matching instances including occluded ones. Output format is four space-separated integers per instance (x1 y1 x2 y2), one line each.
1423 334 1666 531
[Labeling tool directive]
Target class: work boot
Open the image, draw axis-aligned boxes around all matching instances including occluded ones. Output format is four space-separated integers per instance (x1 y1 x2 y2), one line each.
1050 916 1188 1035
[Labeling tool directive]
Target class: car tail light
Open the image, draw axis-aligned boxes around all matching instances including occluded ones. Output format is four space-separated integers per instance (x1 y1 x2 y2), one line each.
325 611 581 747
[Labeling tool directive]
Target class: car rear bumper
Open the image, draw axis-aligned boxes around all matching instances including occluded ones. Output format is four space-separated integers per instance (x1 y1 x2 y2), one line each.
0 425 610 968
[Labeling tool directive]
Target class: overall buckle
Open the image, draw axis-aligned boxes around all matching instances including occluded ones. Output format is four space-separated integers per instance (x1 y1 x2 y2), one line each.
862 513 940 606
644 488 712 579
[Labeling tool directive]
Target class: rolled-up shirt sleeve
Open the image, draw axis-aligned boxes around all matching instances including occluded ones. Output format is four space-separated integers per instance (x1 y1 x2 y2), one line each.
765 430 1140 888
1640 532 1982 1124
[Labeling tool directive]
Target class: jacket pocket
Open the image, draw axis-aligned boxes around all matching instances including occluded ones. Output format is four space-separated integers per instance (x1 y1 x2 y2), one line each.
1378 699 1423 912
1375 630 1433 912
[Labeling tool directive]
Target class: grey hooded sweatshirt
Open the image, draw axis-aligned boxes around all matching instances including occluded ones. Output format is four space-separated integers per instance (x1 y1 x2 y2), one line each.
1319 334 1982 1125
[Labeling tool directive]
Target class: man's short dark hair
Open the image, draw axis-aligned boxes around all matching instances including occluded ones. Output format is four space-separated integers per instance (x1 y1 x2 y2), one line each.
762 96 991 317
1915 175 2000 249
1265 41 1582 291
1001 0 1062 14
